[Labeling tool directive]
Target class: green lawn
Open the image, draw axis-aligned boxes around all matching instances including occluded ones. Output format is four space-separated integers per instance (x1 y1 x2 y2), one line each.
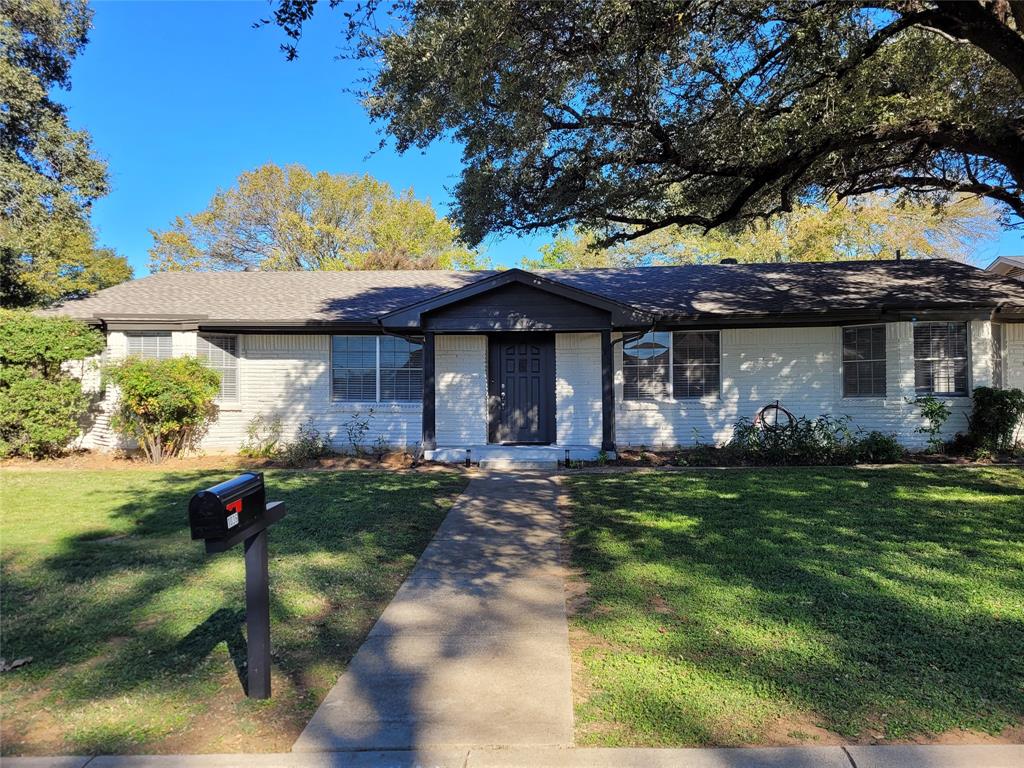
566 467 1024 747
0 468 467 755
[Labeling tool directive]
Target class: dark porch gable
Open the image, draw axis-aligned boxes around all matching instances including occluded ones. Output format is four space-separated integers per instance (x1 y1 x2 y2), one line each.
378 268 654 332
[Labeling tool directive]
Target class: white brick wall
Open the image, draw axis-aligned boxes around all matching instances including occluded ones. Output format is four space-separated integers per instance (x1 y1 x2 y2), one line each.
77 321 1021 454
435 335 487 445
84 332 423 453
555 332 603 445
614 322 995 449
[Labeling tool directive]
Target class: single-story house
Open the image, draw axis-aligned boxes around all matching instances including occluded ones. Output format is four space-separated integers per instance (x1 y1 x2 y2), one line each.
50 258 1024 460
987 255 1024 281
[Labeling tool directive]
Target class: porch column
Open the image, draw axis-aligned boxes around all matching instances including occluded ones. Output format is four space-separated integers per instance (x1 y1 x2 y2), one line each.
601 329 616 452
422 331 436 451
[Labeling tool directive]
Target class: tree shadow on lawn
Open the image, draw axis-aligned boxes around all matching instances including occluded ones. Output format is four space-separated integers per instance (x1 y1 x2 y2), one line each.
0 469 466 754
568 466 1024 745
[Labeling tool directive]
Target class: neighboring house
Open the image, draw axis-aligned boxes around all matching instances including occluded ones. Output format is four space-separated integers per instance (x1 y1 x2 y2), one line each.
48 259 1024 458
987 256 1024 281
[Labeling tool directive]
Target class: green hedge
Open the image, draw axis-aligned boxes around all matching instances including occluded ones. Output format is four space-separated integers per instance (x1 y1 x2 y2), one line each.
0 310 105 458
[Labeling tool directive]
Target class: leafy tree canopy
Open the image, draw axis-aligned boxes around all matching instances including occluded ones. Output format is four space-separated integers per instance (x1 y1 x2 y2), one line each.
266 0 1024 247
0 309 105 457
523 193 1001 268
1 0 126 307
149 163 481 271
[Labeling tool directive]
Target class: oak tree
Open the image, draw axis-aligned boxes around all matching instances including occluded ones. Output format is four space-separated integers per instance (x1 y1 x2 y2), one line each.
265 0 1024 246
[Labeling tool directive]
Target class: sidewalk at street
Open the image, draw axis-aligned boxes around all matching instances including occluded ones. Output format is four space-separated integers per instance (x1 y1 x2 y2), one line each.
6 744 1024 768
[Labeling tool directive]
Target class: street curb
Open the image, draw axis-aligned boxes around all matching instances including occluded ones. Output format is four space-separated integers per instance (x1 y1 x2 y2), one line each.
4 745 1023 768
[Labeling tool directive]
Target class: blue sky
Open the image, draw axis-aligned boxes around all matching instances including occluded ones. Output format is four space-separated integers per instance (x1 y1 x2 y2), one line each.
61 1 1022 277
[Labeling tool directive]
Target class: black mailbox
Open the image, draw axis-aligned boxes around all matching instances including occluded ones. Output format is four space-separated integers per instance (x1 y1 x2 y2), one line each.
189 471 266 541
188 472 287 700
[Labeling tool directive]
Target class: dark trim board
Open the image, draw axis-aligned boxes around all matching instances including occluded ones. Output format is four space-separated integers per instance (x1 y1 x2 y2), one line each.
487 333 556 445
421 332 436 450
601 330 615 452
380 268 653 330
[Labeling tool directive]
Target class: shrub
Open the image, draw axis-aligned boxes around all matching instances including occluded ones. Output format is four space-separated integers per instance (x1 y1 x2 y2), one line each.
851 431 905 464
967 387 1024 453
239 414 284 458
104 356 220 463
908 394 951 452
342 409 375 455
0 310 105 458
280 418 334 464
727 413 858 465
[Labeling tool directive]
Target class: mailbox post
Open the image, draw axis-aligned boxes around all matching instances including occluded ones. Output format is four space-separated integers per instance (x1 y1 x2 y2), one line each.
189 472 286 699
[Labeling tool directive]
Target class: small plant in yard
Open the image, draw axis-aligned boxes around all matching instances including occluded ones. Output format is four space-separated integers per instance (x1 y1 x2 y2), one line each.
596 449 608 466
852 430 905 464
239 414 284 458
343 409 375 455
103 356 220 463
0 310 105 458
279 418 333 464
372 434 391 460
967 386 1024 454
909 394 952 452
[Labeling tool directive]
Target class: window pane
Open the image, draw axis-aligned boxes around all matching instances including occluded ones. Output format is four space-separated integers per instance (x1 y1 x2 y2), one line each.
913 322 968 395
126 332 172 360
672 331 720 399
198 334 239 400
842 325 886 397
380 337 423 402
332 336 378 401
623 332 669 400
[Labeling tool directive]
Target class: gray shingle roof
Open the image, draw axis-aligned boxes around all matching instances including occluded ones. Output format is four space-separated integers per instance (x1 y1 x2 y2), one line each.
47 259 1024 325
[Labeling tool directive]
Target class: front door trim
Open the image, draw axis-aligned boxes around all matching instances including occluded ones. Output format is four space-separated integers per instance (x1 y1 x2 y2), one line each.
487 333 556 444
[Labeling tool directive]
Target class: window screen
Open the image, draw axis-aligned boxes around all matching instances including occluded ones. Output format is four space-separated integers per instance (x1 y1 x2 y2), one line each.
842 325 886 398
198 335 239 400
622 332 670 400
913 322 968 396
380 336 423 402
672 331 720 398
331 336 378 401
126 332 172 359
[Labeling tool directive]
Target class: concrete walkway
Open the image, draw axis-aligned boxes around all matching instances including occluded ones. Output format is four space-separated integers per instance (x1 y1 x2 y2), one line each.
292 472 573 752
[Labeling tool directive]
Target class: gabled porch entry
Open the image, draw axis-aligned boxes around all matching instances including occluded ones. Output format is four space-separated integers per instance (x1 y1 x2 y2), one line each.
379 268 657 457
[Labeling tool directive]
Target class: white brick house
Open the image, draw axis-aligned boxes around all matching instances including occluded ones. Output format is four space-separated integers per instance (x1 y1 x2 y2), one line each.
50 260 1024 458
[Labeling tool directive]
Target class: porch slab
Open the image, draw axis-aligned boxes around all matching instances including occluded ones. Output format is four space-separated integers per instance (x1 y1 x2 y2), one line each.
424 445 609 464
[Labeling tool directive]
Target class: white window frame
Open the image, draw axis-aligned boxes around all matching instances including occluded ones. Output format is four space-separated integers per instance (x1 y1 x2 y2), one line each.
125 331 173 360
198 334 240 403
622 330 721 402
913 321 970 397
840 323 887 399
330 335 423 404
671 330 721 400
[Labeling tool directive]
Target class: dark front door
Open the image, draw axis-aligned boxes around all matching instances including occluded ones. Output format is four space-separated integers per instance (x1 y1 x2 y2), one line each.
488 334 556 444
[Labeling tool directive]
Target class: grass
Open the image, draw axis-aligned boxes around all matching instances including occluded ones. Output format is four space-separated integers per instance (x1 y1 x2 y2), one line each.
565 466 1024 747
0 467 467 755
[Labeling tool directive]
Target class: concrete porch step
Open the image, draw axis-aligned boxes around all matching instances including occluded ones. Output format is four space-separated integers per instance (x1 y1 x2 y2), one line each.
478 459 559 470
424 445 609 465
